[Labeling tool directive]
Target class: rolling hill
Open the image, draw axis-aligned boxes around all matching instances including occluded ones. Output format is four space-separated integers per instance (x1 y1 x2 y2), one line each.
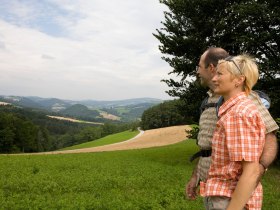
0 95 163 122
60 104 100 120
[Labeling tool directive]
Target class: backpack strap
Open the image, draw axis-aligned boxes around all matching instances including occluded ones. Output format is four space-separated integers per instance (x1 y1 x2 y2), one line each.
215 96 224 118
253 90 271 109
190 96 218 161
200 96 217 115
189 149 212 162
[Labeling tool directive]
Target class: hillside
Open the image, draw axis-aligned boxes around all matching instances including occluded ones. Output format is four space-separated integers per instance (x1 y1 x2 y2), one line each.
102 102 159 122
43 125 190 154
61 130 139 150
28 97 72 111
0 95 163 122
0 96 44 110
0 105 139 153
80 98 162 108
60 104 100 120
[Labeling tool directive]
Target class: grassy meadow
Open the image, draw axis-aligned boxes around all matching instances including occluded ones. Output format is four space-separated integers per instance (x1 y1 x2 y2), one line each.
0 138 279 209
61 130 139 150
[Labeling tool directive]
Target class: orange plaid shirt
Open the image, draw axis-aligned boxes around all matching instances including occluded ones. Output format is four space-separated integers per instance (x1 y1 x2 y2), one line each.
200 92 265 210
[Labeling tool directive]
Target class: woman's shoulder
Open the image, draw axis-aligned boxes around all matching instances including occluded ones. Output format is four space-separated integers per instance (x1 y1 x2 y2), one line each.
233 97 259 117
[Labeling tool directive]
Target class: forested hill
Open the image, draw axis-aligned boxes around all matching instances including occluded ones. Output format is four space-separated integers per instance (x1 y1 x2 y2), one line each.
0 105 139 154
60 104 100 120
0 95 162 122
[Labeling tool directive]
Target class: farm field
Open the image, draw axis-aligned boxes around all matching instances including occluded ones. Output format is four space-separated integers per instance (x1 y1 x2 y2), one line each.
0 130 279 209
47 115 104 125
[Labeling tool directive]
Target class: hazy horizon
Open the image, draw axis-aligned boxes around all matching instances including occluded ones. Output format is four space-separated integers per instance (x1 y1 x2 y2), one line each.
0 93 168 102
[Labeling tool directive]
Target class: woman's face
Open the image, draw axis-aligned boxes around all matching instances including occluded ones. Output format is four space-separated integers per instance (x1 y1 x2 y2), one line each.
212 62 238 97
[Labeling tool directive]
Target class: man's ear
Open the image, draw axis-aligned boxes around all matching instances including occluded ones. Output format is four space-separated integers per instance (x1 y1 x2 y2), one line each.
208 63 216 74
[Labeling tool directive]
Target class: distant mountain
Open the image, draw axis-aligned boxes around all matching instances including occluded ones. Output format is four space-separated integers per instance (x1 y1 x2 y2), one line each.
0 95 163 122
0 96 44 110
27 97 72 111
25 96 162 110
78 98 163 108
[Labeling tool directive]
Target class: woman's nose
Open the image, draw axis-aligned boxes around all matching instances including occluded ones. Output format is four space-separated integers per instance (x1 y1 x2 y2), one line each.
212 74 218 82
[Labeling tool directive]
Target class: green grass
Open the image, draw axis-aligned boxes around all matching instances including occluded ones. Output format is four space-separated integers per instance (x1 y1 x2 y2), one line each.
61 130 139 150
0 140 279 209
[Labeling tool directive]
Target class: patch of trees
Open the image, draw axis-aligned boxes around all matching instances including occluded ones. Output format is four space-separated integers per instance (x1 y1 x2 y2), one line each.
0 106 140 153
54 121 140 149
0 109 51 153
141 100 185 130
154 0 280 120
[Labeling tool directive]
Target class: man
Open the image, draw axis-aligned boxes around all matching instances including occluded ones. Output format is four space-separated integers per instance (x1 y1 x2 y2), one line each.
185 47 279 203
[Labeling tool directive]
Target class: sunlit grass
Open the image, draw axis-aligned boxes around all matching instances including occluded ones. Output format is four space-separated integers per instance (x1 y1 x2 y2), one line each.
61 130 139 150
0 139 278 209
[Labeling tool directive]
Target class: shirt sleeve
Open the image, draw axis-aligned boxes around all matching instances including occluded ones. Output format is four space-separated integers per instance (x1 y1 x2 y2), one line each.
249 92 279 134
225 112 265 162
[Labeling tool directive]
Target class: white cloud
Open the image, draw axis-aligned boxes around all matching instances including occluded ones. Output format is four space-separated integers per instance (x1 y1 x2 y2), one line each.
0 0 172 100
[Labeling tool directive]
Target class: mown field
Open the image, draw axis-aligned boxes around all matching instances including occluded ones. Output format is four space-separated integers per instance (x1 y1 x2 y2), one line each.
61 130 139 150
0 139 279 209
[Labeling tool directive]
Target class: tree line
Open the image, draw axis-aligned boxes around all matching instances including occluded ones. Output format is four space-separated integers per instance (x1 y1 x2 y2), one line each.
141 100 186 130
0 105 139 153
0 111 50 153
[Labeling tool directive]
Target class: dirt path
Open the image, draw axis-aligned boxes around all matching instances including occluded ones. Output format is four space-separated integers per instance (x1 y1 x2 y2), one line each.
37 125 191 155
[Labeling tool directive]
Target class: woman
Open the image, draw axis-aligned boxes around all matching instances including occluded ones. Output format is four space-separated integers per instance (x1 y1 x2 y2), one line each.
201 55 265 210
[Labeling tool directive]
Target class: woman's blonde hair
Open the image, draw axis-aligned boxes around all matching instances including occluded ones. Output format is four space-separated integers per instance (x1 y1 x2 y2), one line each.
219 54 259 95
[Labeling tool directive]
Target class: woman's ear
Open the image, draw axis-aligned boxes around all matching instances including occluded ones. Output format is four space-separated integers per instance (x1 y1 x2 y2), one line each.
235 75 246 87
239 75 246 83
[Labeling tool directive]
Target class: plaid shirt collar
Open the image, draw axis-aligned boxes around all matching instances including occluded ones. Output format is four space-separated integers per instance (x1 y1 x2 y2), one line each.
218 92 247 118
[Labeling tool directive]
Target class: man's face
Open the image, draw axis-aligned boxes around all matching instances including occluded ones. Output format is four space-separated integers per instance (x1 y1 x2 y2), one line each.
196 52 212 87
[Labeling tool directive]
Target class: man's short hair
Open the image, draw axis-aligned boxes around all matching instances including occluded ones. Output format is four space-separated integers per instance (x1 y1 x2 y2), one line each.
204 47 229 67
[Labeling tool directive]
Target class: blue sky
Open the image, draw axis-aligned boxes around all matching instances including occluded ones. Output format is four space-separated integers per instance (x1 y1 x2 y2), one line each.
0 0 173 100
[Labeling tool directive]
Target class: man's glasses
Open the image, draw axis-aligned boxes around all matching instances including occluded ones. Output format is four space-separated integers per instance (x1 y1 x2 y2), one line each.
224 56 243 75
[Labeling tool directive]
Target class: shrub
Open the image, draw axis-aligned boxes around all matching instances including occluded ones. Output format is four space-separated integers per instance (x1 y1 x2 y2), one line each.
186 124 199 140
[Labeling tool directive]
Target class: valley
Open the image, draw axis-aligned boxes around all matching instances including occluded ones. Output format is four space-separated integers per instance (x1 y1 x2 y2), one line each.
0 95 163 122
